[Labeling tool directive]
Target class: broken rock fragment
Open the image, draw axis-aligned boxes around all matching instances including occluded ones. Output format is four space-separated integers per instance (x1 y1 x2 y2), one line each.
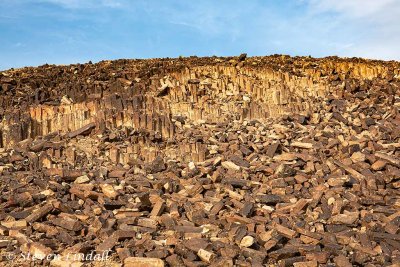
124 257 164 267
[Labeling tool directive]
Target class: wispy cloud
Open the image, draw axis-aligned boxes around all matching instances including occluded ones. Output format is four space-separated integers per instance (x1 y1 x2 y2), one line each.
36 0 124 9
0 15 18 19
306 0 398 18
300 0 400 60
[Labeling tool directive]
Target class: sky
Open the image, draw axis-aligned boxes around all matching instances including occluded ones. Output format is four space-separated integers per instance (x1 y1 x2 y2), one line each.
0 0 400 70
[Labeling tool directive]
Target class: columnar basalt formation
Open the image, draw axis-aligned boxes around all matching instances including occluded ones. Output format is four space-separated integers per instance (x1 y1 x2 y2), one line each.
0 55 399 266
1 56 395 150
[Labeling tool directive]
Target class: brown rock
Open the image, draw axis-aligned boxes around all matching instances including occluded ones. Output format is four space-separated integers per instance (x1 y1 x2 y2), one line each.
371 160 386 170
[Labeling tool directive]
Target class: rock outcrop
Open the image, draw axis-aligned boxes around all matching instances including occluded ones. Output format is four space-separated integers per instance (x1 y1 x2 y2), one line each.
0 55 399 266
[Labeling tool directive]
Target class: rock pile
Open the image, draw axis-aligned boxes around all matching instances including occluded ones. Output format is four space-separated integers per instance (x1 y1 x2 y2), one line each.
0 55 399 266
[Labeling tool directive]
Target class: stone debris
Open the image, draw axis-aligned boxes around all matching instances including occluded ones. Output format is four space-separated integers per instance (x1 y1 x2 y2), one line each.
0 55 400 266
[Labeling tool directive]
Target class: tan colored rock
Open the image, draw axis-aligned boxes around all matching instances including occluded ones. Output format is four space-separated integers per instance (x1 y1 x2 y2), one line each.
61 95 73 105
74 175 90 184
50 258 83 267
124 257 164 267
291 142 313 149
293 261 318 267
333 255 352 267
100 184 118 199
221 161 240 171
197 248 215 263
240 236 255 248
327 176 350 187
371 160 386 171
351 152 366 162
332 211 359 224
1 220 27 229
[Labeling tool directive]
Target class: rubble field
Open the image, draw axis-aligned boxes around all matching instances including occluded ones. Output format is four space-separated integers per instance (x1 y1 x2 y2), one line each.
0 55 400 266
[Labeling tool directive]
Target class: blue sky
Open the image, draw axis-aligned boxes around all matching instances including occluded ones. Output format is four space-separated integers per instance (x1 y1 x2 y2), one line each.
1 0 399 70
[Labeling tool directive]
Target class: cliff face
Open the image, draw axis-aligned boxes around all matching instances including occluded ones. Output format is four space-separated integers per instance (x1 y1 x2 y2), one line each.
0 55 400 266
0 56 398 151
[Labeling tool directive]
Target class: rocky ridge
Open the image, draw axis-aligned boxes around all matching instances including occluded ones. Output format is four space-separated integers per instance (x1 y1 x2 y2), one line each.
0 55 399 266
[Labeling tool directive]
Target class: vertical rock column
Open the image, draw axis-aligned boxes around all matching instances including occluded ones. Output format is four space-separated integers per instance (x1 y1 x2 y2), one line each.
0 111 31 147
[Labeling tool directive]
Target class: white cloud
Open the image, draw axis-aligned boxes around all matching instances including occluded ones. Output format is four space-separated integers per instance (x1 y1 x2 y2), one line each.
160 1 257 37
305 0 400 26
307 0 397 17
302 0 400 60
